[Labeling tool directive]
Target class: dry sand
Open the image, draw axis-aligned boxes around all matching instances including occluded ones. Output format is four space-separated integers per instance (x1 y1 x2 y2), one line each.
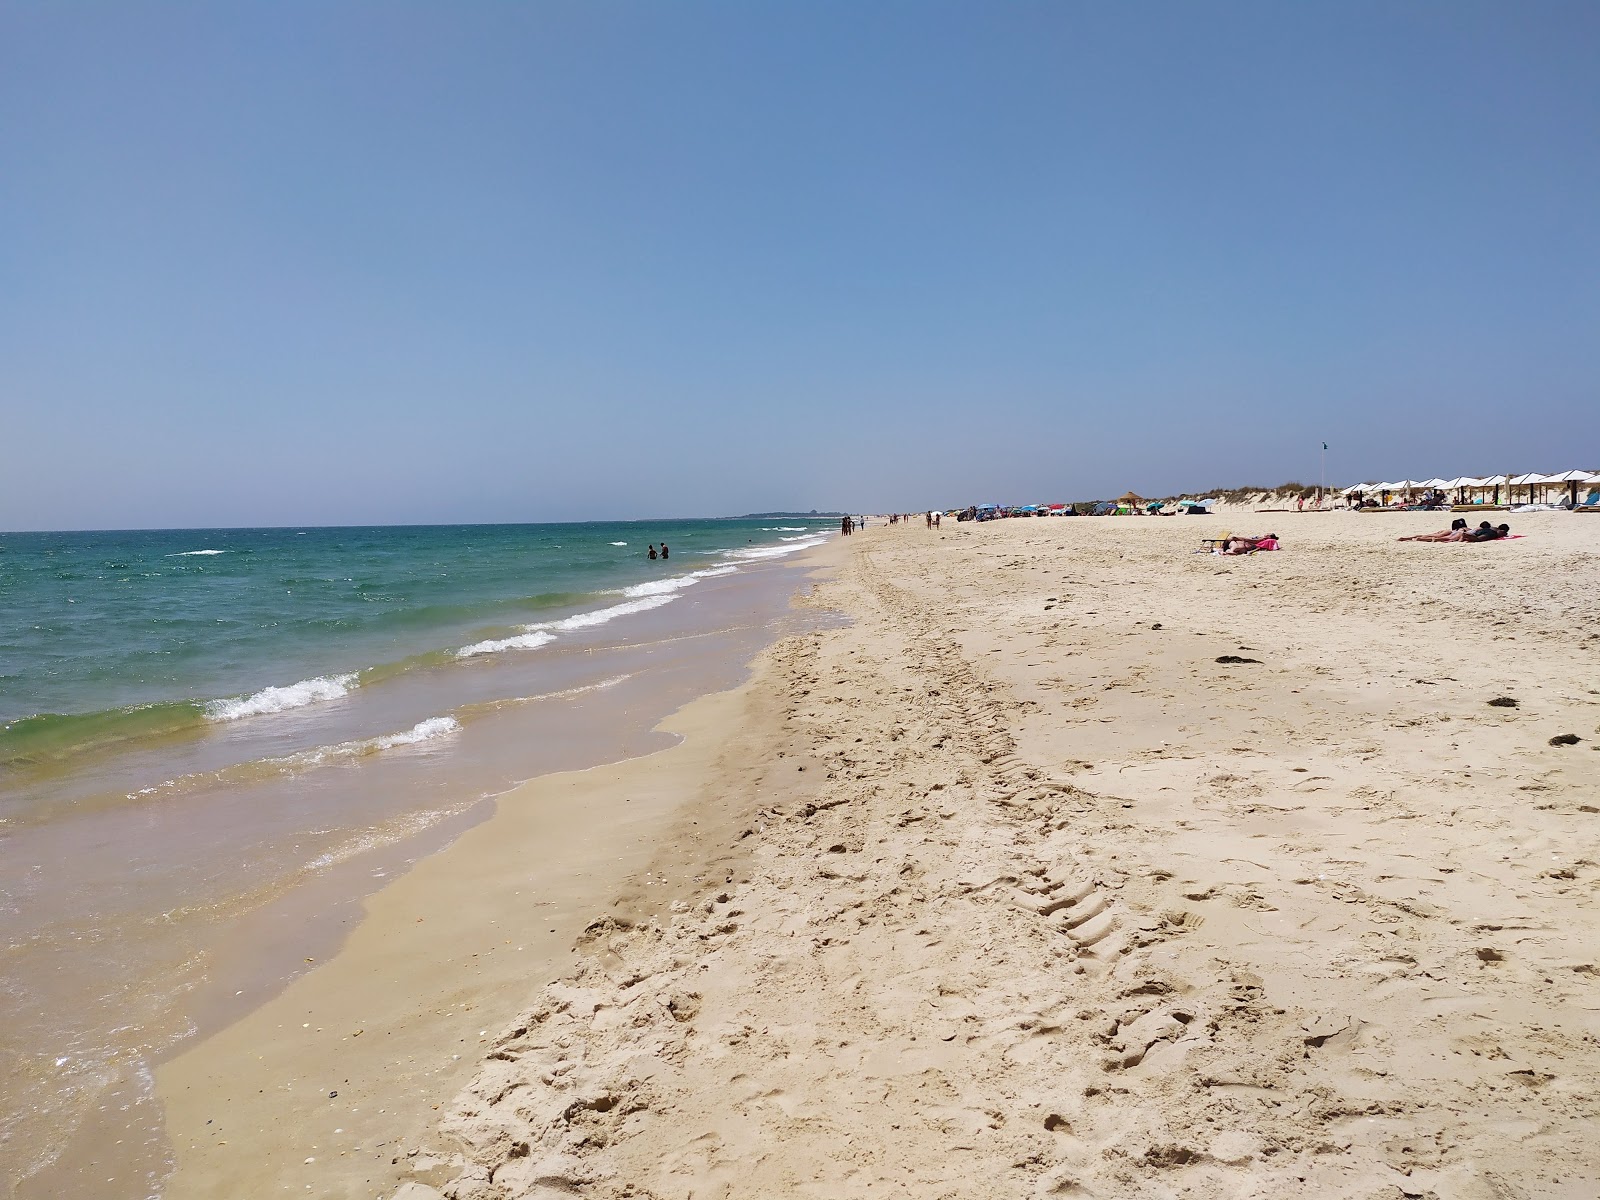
172 512 1600 1199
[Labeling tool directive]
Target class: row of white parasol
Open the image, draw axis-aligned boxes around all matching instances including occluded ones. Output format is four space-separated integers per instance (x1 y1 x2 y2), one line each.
1344 471 1600 502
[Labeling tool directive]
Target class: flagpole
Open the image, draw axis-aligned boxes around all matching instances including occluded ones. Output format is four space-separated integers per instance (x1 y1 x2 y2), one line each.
1320 441 1326 507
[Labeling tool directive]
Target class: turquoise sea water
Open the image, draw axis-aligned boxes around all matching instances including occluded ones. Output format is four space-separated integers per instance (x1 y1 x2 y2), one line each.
0 519 828 772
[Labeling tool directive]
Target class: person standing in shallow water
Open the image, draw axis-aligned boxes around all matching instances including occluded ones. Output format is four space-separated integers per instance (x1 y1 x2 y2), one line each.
648 545 658 560
660 543 669 560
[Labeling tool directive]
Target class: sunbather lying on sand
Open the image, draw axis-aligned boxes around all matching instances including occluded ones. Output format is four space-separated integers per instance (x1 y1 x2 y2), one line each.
1216 534 1280 555
1400 519 1470 542
1401 520 1509 543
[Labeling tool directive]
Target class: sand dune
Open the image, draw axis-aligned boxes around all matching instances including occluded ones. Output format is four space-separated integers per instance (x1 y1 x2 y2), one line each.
382 512 1599 1198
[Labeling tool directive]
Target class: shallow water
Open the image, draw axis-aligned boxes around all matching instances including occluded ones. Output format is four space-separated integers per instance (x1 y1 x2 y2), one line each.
0 520 834 1197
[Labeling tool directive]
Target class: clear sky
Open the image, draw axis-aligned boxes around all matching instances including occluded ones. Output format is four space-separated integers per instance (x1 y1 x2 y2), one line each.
4 2 1597 529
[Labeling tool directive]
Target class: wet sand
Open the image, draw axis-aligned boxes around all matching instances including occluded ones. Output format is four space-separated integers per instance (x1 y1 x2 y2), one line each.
366 511 1600 1199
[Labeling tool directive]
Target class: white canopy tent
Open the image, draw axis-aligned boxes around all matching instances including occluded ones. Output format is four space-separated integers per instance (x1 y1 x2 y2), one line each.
1339 471 1598 505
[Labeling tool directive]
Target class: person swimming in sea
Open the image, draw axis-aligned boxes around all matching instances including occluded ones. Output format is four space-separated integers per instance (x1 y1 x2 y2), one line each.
660 542 669 559
648 544 658 560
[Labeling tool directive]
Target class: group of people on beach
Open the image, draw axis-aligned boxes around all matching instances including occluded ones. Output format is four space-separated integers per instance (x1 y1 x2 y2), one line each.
1399 519 1511 543
647 543 669 559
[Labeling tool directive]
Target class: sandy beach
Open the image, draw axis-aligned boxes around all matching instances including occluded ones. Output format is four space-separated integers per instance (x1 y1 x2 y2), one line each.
156 511 1600 1199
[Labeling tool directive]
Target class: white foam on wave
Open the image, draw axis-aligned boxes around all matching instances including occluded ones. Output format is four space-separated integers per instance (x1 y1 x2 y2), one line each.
205 673 358 721
168 549 226 556
535 594 677 632
455 629 558 659
620 564 741 599
455 565 742 658
610 541 628 546
721 534 829 561
374 715 461 749
288 715 463 769
623 576 696 598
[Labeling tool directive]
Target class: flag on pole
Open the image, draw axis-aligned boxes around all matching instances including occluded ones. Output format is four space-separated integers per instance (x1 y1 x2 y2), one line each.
1322 442 1329 450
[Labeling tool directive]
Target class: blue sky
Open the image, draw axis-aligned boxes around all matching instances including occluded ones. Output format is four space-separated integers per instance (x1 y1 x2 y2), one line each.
4 2 1597 528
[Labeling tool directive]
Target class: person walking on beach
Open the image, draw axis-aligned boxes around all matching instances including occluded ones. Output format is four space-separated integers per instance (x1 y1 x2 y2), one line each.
648 544 658 560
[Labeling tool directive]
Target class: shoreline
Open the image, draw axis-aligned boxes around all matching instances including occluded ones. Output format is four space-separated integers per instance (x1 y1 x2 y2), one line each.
140 541 846 1200
5 538 837 1200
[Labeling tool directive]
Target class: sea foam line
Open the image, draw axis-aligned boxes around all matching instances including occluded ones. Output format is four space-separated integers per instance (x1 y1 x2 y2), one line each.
721 534 828 561
452 567 737 659
293 715 462 766
204 673 358 722
304 801 468 873
455 630 558 659
618 564 737 599
124 714 464 800
534 593 677 631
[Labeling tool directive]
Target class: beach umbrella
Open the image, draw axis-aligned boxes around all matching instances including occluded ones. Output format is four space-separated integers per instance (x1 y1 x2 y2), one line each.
1473 474 1507 504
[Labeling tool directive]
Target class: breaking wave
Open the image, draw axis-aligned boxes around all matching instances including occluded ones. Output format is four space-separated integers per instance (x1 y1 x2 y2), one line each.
204 674 358 721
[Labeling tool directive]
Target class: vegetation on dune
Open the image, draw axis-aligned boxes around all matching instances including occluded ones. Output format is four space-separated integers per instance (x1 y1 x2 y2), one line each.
1060 482 1331 509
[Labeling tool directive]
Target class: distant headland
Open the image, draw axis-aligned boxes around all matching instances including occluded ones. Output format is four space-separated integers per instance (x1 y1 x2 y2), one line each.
737 510 845 519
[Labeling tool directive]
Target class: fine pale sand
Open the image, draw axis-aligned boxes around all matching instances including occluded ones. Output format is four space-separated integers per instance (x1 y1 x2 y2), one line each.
162 512 1600 1199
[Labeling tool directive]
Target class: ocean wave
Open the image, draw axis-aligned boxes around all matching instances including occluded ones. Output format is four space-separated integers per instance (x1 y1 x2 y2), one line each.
372 715 461 749
203 674 358 721
535 594 677 632
457 674 635 717
166 549 226 556
1 701 208 770
610 541 628 546
107 714 466 803
455 630 558 659
290 715 462 768
622 574 701 598
721 535 828 561
619 565 740 598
